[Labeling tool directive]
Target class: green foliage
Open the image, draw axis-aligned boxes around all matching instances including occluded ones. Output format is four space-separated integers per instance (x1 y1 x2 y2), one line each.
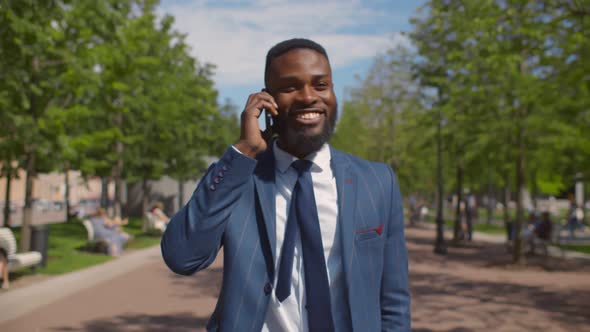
334 1 589 199
332 44 437 195
0 0 234 194
335 2 588 263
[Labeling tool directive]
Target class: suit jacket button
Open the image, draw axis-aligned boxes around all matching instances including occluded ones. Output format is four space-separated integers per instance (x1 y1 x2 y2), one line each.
264 282 272 295
222 165 228 172
210 184 216 191
213 176 220 184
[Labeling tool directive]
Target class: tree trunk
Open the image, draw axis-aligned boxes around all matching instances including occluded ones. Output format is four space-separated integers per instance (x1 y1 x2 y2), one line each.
113 111 124 218
465 194 473 241
486 168 493 224
434 105 446 255
531 170 538 210
3 170 12 227
64 162 71 221
178 179 184 211
513 109 527 265
453 162 464 242
21 57 39 251
21 152 36 252
141 178 150 232
100 177 109 208
502 173 511 236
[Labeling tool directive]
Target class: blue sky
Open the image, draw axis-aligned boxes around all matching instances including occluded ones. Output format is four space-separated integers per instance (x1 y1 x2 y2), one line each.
159 0 425 112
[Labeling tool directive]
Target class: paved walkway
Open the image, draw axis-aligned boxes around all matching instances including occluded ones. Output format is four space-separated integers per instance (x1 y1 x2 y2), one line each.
1 227 589 331
406 226 590 331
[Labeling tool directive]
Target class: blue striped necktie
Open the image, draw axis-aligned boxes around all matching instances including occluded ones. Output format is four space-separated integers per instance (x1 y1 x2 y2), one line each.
275 159 335 332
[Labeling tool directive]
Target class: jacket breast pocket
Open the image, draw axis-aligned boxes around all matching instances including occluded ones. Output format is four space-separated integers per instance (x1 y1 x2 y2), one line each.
355 223 385 244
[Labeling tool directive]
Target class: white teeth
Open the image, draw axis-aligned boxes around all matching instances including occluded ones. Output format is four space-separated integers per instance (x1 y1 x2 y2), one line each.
297 112 321 120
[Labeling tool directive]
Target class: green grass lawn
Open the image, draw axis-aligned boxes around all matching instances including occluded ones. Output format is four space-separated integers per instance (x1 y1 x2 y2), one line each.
558 244 590 255
125 218 163 249
424 216 507 235
423 215 454 228
11 217 161 277
473 223 506 235
476 207 511 221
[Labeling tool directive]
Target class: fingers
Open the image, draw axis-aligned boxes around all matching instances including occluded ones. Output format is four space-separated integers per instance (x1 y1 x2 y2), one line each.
244 91 278 117
259 91 279 117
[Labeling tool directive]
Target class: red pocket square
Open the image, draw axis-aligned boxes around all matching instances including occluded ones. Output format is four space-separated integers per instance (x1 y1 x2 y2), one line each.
356 223 384 236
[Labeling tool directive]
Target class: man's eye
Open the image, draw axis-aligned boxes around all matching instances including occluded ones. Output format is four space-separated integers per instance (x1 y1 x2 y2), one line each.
315 82 329 89
280 86 296 92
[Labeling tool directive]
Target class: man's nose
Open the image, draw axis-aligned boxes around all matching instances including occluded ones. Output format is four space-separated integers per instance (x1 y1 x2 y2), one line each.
297 85 318 105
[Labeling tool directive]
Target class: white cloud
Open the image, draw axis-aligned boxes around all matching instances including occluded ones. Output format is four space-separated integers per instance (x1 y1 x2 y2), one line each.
161 0 409 85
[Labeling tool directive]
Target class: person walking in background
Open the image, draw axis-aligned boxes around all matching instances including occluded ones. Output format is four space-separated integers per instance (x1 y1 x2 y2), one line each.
523 211 539 242
464 192 476 241
535 211 553 242
161 38 410 331
567 193 579 239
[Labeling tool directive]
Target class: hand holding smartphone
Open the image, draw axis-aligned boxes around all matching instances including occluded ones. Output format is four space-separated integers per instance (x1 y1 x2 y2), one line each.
234 89 278 158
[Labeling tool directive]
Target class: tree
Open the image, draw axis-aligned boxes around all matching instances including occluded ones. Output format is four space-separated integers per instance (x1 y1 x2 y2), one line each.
333 44 434 194
410 0 588 264
1 0 83 250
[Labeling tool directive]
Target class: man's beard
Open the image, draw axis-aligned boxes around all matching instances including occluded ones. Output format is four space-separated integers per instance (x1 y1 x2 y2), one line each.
275 103 338 157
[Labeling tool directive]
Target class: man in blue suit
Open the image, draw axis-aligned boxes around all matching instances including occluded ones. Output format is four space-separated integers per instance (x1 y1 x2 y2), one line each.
161 38 410 331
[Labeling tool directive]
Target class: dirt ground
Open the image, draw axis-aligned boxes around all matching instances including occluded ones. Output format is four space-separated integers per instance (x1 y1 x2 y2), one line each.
1 226 589 331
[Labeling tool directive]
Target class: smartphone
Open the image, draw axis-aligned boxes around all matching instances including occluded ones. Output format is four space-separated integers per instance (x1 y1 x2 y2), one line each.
263 108 275 143
262 88 276 143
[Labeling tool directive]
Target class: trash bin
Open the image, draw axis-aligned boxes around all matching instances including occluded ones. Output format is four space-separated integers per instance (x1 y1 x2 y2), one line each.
30 225 50 267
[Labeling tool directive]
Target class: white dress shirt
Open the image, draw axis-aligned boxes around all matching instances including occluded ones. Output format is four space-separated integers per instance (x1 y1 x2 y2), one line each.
260 142 348 332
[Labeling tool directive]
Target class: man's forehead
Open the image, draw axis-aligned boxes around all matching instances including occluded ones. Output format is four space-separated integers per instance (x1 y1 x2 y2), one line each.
270 48 331 70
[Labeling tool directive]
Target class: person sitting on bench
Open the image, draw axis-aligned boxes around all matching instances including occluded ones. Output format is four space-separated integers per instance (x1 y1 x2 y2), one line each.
90 208 131 256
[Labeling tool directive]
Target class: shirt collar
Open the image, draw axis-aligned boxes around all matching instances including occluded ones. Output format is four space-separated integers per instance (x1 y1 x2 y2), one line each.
273 140 331 174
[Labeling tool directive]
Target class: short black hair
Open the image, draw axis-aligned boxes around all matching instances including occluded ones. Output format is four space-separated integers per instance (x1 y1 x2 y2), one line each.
264 38 330 87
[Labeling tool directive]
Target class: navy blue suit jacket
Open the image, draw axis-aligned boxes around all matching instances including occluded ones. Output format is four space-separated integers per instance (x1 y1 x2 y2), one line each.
161 146 411 331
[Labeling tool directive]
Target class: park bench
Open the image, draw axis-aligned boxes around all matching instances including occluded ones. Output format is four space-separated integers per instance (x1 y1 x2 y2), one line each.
0 227 42 272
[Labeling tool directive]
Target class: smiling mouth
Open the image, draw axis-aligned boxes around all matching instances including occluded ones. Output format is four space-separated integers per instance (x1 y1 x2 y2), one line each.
290 110 325 126
291 108 326 120
296 112 322 120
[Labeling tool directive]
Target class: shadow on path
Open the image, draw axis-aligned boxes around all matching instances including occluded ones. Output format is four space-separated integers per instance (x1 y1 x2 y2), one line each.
408 227 590 331
51 312 209 332
411 270 590 330
407 229 590 272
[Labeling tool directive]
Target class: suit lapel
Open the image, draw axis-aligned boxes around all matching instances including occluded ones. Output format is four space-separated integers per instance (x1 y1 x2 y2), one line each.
253 147 277 277
330 147 361 325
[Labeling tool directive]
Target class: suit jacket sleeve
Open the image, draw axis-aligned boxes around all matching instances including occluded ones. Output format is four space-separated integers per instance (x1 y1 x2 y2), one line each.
381 166 411 331
161 146 257 276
